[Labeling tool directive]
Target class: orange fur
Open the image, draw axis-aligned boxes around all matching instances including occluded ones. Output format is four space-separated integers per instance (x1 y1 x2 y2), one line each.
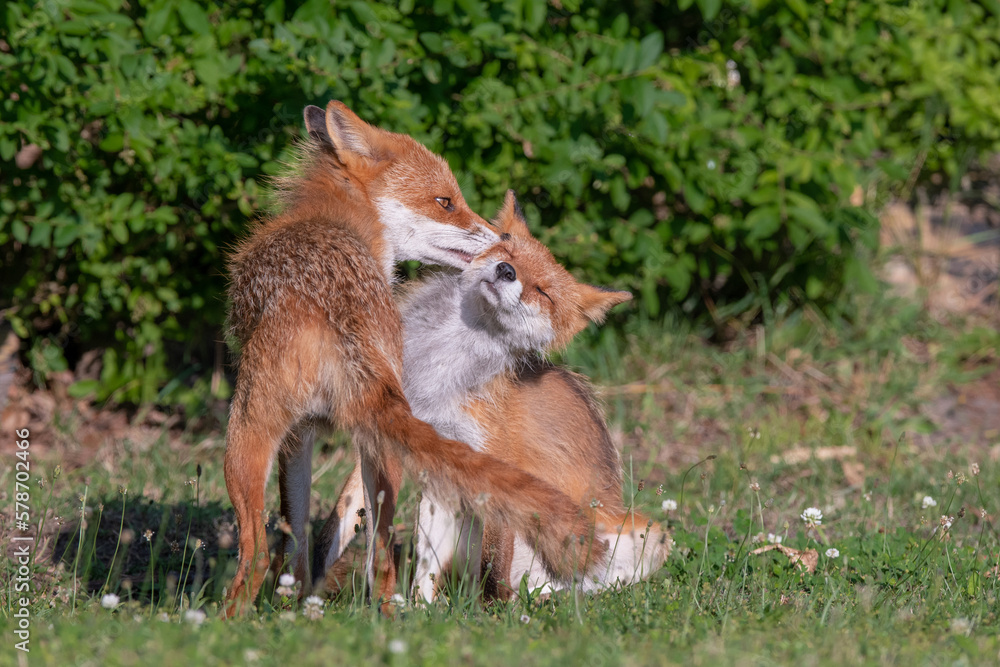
471 196 670 598
473 366 670 600
320 191 667 600
223 105 603 615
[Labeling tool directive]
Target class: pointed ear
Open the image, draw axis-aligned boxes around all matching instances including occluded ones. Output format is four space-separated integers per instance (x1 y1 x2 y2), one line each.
577 285 632 323
305 101 389 162
303 105 331 145
493 189 532 239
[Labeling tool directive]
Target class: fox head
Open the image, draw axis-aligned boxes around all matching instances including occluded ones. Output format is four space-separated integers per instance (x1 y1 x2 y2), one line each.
462 190 631 351
303 102 497 269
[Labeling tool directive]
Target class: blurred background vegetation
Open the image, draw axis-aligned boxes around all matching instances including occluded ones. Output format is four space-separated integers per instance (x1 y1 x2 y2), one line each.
2 0 999 409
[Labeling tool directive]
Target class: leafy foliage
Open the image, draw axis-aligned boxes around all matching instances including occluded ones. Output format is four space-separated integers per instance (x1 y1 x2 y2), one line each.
3 0 1000 403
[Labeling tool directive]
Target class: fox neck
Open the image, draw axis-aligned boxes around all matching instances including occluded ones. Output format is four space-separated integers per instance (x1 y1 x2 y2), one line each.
401 273 529 450
275 151 397 276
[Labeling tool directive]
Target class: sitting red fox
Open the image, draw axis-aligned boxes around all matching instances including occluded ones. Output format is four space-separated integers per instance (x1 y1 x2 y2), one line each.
315 191 671 600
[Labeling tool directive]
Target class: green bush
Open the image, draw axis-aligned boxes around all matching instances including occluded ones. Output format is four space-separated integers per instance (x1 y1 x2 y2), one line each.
2 0 999 404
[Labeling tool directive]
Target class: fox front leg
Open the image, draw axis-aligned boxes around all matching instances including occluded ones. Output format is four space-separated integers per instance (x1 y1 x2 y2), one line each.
413 493 462 603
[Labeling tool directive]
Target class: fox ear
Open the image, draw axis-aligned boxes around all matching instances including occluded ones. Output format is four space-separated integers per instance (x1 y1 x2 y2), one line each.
304 101 389 162
577 284 632 323
303 105 331 146
494 189 532 238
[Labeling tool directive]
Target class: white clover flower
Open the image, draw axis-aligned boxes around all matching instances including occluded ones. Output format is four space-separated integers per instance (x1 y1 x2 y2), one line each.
184 609 206 625
921 496 937 509
800 507 823 527
661 499 678 512
825 548 840 558
276 573 297 597
302 595 324 620
279 610 296 622
158 612 171 622
950 617 972 635
390 593 406 607
388 639 407 654
707 159 717 169
100 593 120 609
767 533 783 544
940 515 954 530
520 614 531 624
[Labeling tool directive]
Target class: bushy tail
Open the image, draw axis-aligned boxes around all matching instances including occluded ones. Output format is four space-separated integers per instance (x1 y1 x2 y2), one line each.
593 510 671 587
374 402 605 580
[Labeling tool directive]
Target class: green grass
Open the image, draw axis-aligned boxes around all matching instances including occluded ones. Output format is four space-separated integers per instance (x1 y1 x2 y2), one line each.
3 292 1000 666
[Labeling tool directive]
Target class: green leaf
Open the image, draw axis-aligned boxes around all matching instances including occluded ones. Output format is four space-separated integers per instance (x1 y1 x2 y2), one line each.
744 206 781 243
636 31 663 70
99 133 124 153
420 32 443 53
143 4 173 41
785 0 809 21
178 0 211 35
57 20 91 35
521 0 547 33
788 205 829 237
53 224 79 248
28 221 52 247
697 0 722 21
609 176 630 211
67 379 101 398
11 220 28 244
640 112 668 144
373 38 395 68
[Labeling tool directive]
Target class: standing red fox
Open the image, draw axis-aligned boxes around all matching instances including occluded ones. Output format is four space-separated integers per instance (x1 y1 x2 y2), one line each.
315 192 670 601
224 102 602 615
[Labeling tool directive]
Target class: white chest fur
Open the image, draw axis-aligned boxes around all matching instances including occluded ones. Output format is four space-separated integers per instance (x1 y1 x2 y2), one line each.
400 274 516 450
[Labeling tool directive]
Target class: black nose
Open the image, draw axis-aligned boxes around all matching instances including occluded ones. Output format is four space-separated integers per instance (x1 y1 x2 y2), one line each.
495 262 516 282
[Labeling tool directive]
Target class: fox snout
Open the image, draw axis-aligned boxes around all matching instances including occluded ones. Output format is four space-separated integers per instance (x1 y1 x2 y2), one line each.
495 261 516 282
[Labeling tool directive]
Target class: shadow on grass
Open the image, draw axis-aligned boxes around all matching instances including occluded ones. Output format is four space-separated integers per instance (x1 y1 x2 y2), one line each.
51 494 237 607
46 493 389 610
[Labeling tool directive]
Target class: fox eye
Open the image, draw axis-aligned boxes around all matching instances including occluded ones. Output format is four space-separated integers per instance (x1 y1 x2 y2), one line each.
435 197 454 212
535 285 553 304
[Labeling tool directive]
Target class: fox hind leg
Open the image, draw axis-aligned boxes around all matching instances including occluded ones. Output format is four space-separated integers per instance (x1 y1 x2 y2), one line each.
223 317 325 616
358 441 403 615
223 393 291 616
273 421 316 595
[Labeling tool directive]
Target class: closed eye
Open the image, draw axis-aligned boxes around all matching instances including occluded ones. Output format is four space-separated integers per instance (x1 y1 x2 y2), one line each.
535 285 553 303
435 196 455 212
